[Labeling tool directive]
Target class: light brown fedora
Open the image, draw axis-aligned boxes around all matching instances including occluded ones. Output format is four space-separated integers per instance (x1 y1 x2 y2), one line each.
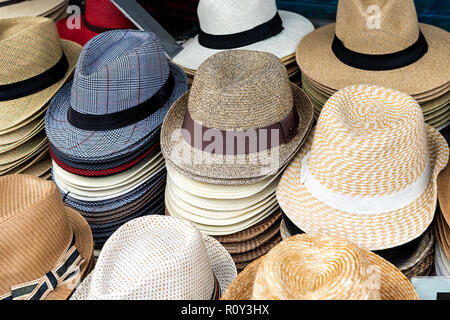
0 175 93 300
222 234 418 300
161 50 313 184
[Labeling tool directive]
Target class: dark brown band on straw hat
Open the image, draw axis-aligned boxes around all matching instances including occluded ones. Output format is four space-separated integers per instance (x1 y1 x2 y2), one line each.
181 106 299 155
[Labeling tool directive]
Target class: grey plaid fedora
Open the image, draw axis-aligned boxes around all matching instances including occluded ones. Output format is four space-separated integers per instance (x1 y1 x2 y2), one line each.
45 30 188 161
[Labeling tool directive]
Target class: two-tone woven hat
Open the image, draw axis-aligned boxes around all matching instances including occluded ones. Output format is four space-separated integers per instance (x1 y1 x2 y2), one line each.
277 85 449 251
162 50 313 184
70 215 237 300
0 175 93 300
222 234 418 300
0 0 68 20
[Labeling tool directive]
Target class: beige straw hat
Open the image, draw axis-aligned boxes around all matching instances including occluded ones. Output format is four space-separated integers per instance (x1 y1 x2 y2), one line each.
0 0 67 19
0 175 93 300
296 0 450 96
70 215 237 300
277 85 449 251
0 17 81 134
161 50 313 184
438 161 450 226
222 234 418 300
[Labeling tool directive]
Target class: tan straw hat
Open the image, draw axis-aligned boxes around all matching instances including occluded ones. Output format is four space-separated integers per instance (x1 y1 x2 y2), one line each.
277 85 449 251
0 175 93 300
0 17 81 134
222 233 418 300
296 0 450 97
70 215 237 300
438 161 450 226
161 50 313 184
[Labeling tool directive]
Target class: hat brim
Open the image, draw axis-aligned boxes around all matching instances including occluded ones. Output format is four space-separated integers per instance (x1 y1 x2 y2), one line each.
0 0 65 19
296 23 450 96
45 63 188 161
161 83 313 184
172 10 314 71
438 161 450 226
277 125 449 251
0 39 81 134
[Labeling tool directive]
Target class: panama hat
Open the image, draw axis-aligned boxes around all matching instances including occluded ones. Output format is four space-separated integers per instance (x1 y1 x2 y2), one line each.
46 29 188 162
162 50 313 184
172 0 314 71
70 215 236 300
0 175 93 300
277 85 449 251
296 0 450 97
222 234 418 300
0 0 67 19
0 17 80 134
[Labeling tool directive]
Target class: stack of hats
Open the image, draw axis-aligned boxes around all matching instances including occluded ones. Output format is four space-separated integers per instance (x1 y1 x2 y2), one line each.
45 30 189 250
161 50 313 271
70 215 237 300
0 175 94 300
277 85 449 279
436 161 450 276
0 0 69 20
221 234 419 300
171 0 314 86
0 17 81 179
296 0 450 130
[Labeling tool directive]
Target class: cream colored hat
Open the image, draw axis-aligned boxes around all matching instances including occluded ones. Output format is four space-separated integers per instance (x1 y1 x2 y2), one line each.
277 85 449 251
172 0 314 71
0 0 67 19
70 215 237 300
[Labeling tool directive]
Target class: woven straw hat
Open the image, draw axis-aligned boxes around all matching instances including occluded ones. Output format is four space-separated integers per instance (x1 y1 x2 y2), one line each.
162 50 313 184
435 241 450 276
0 0 66 19
70 215 237 300
222 234 418 300
0 17 81 134
277 85 449 251
0 175 93 300
172 0 314 71
296 0 450 96
438 162 450 226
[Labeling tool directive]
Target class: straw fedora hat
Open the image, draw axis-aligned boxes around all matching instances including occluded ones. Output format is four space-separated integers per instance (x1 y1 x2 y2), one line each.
0 17 81 135
222 234 418 300
162 50 313 184
70 215 237 300
296 0 450 96
0 0 66 19
0 175 93 300
172 0 314 71
438 162 450 226
277 85 449 251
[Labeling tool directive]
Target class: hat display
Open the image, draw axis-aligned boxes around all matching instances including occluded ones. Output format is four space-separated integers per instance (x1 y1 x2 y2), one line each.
0 17 81 179
45 29 189 249
296 0 450 129
437 161 450 259
222 234 418 300
0 0 68 20
277 85 449 251
70 215 237 300
0 175 94 300
435 241 450 276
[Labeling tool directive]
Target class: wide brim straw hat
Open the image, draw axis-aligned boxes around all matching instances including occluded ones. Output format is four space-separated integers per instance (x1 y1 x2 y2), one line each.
172 10 314 71
277 85 449 251
0 0 66 19
222 234 418 300
438 161 450 225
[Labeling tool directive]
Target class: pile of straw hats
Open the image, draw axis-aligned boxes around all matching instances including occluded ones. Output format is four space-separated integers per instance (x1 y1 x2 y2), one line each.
0 175 94 300
71 215 237 300
0 17 81 179
45 30 189 250
277 85 449 278
171 0 315 86
162 50 313 271
0 0 69 20
221 234 418 300
296 0 450 129
436 162 450 276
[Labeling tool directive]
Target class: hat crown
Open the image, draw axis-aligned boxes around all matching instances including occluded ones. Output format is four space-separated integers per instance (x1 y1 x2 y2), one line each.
0 175 73 296
198 0 277 35
308 85 428 197
71 30 170 116
188 50 294 130
87 216 216 299
84 0 134 29
0 17 64 85
252 234 376 299
335 0 420 55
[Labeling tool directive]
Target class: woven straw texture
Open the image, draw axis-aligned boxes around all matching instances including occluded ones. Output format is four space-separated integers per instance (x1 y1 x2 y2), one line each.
438 161 450 227
277 85 449 251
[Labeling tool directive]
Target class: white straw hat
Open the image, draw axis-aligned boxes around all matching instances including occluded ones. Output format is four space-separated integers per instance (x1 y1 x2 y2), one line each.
70 215 237 300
